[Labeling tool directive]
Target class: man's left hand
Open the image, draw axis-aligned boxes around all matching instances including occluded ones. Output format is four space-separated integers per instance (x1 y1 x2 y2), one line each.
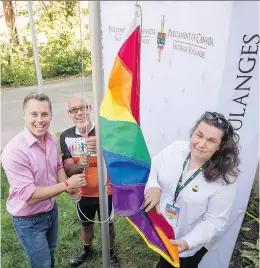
170 239 189 253
67 189 81 201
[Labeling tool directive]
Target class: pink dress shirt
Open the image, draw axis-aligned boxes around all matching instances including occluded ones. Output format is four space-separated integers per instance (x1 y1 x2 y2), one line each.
1 127 63 216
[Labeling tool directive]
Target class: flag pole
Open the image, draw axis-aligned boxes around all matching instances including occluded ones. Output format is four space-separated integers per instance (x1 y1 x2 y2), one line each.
27 0 43 93
88 1 110 267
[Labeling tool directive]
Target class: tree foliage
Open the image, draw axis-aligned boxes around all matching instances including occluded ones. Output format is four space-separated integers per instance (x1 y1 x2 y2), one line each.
1 1 91 88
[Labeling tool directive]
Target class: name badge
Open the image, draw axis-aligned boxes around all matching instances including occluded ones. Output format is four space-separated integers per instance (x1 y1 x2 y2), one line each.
165 203 180 228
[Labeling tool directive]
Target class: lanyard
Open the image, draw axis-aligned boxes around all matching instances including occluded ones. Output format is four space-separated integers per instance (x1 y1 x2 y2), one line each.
173 153 208 204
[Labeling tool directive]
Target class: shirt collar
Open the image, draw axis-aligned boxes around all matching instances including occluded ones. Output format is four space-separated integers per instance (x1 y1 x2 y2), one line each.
23 127 53 147
75 122 95 137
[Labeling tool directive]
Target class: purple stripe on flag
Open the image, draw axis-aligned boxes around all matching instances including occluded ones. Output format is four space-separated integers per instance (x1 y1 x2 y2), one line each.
129 211 168 255
111 184 145 216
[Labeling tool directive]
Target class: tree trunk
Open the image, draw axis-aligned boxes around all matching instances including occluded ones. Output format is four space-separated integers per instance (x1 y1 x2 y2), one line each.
2 0 19 45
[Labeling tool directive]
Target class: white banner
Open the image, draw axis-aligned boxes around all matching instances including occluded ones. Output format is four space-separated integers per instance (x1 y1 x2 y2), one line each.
101 1 259 267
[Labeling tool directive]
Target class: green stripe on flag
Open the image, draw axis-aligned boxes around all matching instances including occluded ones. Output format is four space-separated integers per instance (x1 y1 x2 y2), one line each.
100 116 151 164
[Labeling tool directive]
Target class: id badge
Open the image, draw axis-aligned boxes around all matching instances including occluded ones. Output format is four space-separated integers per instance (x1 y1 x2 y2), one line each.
165 203 180 228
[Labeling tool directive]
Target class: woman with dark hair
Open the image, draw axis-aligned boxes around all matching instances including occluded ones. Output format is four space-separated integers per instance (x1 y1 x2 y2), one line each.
144 111 240 268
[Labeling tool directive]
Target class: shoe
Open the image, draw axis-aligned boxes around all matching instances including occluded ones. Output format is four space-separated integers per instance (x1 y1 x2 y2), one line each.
110 254 120 268
69 248 93 267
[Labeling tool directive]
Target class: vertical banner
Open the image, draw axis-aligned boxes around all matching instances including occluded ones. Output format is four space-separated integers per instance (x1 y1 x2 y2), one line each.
200 2 259 267
101 1 259 268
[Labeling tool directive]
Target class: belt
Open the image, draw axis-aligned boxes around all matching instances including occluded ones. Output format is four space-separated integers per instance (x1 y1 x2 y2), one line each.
14 205 55 219
15 211 51 218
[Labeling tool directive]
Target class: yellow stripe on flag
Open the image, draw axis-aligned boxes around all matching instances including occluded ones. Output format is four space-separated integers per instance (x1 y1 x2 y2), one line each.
100 89 136 123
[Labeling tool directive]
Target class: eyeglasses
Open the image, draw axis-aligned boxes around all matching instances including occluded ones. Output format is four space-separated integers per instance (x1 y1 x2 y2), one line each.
68 105 88 114
204 111 230 132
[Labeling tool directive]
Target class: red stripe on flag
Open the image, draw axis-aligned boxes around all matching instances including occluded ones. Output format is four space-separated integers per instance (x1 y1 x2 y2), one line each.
118 26 141 124
147 209 176 240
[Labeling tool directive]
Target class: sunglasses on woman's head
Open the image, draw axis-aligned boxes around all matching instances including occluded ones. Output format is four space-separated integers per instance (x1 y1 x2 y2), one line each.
204 111 230 132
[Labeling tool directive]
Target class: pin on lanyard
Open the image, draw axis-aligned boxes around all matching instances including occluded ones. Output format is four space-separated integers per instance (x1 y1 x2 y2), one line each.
172 153 208 205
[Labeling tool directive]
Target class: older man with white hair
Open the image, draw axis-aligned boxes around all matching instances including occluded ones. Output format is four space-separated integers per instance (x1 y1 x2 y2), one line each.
60 95 120 268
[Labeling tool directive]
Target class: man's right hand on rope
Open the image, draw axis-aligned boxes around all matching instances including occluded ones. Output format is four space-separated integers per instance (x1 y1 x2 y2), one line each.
85 136 96 154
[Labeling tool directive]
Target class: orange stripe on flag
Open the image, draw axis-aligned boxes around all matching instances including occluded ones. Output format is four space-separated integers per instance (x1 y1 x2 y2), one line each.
108 56 132 111
155 227 180 267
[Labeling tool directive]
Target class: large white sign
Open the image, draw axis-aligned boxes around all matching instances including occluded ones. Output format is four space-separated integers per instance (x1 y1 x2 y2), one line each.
101 1 259 267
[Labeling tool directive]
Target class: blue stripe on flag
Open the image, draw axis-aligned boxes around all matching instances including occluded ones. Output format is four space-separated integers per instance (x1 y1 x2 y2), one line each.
103 150 150 185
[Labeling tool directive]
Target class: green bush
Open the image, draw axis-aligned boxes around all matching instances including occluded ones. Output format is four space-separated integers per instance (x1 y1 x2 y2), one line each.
1 42 37 87
230 192 259 268
239 193 260 268
240 239 259 268
1 2 91 88
1 39 91 88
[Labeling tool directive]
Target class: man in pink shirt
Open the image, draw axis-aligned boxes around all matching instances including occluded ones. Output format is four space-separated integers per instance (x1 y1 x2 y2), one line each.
1 93 86 268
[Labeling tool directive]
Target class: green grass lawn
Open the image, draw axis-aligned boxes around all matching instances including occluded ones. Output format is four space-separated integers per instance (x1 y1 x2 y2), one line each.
2 165 259 268
1 168 158 268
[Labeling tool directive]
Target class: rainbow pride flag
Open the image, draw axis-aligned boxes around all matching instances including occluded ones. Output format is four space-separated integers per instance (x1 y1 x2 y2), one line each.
100 15 179 267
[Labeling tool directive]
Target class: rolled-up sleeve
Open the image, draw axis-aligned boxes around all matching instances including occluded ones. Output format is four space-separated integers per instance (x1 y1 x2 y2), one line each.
1 149 36 202
53 135 63 170
57 154 63 170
